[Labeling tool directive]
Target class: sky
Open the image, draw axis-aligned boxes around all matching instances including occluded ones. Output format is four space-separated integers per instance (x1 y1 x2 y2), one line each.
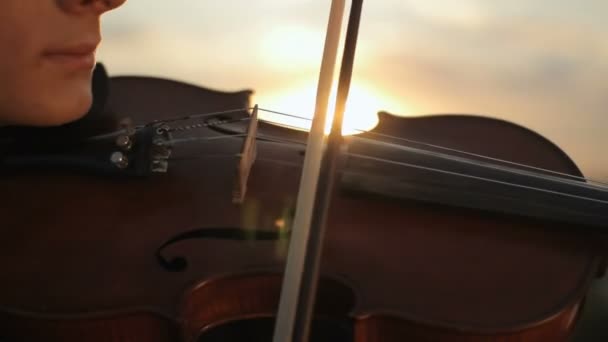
97 0 607 181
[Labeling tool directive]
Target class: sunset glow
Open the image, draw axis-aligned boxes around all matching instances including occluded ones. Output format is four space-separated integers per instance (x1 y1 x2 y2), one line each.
99 1 608 181
255 80 407 135
258 27 324 70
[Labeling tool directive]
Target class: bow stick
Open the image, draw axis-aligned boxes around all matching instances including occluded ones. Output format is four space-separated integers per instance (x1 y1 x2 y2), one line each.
273 0 365 341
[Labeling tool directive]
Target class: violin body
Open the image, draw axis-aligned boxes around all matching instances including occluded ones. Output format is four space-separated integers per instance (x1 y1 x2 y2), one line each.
0 72 604 341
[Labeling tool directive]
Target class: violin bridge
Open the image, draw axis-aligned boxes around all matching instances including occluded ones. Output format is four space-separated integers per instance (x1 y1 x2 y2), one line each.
233 105 259 203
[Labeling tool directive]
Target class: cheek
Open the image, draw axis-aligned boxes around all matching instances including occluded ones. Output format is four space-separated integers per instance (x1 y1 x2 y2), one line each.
0 66 93 126
0 5 92 126
0 18 28 89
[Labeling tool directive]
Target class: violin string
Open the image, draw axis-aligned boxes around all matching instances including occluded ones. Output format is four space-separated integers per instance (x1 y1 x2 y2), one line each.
168 154 237 162
82 106 608 189
354 129 607 186
84 115 250 142
140 108 249 128
159 128 608 205
159 133 248 146
164 144 608 210
158 130 306 148
257 108 608 187
160 119 608 203
349 135 608 193
168 152 305 170
256 135 307 149
135 100 607 207
163 117 251 133
85 128 130 142
347 152 608 206
247 113 608 193
169 153 304 168
255 107 608 187
213 111 608 195
341 167 608 222
250 124 608 198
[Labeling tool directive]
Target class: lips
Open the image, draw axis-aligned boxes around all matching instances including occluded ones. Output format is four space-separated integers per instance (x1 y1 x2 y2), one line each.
42 42 99 70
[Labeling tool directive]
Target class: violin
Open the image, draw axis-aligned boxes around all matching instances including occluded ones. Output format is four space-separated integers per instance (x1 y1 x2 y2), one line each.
1 2 607 340
0 58 607 341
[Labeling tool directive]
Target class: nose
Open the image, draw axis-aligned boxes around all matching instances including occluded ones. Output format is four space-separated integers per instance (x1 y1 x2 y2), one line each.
58 0 127 15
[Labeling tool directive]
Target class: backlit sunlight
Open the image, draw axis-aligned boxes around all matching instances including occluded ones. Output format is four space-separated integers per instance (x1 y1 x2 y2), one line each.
258 26 324 70
255 80 407 135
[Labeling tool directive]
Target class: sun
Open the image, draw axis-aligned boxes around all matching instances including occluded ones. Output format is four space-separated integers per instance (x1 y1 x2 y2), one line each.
255 80 407 135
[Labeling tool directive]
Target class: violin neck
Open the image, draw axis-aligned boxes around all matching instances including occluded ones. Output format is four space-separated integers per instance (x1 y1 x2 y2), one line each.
341 137 608 229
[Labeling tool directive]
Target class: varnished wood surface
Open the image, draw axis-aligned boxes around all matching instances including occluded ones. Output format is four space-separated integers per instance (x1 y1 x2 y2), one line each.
0 76 604 341
0 312 178 341
353 302 581 342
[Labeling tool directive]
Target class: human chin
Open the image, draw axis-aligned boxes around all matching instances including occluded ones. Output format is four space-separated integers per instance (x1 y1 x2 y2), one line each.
43 78 93 126
22 76 94 127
